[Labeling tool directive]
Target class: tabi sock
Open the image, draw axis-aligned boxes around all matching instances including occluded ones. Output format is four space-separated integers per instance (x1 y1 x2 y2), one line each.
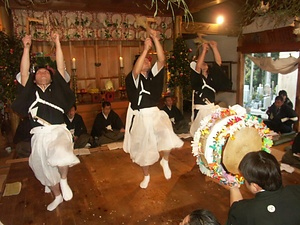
140 175 150 189
60 178 73 201
45 186 51 193
160 158 171 180
47 194 63 211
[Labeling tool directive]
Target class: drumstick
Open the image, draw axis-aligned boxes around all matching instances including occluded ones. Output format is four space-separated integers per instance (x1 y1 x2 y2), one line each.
194 33 209 45
33 116 51 126
136 16 151 37
26 17 43 45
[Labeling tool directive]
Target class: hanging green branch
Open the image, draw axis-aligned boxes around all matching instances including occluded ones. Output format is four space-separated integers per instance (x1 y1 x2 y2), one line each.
240 0 300 27
146 0 193 23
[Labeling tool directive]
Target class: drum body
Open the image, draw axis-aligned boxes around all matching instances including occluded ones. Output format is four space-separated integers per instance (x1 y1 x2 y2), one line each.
192 105 273 186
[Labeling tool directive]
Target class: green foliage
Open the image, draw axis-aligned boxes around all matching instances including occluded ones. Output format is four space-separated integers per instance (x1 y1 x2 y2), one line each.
31 52 57 70
241 0 300 27
244 53 279 89
0 31 23 105
167 37 192 100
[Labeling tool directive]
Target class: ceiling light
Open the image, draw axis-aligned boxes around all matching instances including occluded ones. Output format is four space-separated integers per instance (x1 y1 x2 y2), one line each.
216 16 224 25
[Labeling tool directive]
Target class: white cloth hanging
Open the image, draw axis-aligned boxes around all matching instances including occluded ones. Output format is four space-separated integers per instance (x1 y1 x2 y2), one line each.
247 55 300 74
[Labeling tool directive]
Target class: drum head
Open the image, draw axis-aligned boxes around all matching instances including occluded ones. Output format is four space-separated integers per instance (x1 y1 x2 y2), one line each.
222 127 262 175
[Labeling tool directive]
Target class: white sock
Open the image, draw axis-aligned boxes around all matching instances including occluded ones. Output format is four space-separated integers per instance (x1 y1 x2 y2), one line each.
47 194 63 211
60 178 73 201
139 175 150 189
45 186 51 193
160 158 171 180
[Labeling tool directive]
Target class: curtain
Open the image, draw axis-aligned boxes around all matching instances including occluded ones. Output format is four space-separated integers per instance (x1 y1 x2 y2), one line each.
247 55 300 74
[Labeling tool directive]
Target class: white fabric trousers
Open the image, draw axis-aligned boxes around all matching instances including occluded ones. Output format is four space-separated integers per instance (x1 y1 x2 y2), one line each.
190 104 220 136
123 106 183 167
29 124 80 187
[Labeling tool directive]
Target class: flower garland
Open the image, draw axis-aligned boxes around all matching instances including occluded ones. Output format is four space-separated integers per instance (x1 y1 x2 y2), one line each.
191 105 273 187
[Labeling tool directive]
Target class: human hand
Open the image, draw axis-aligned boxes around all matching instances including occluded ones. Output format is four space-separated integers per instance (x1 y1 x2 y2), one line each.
202 43 209 52
120 128 125 133
51 32 60 44
22 35 32 48
149 28 160 41
144 38 153 52
209 40 217 49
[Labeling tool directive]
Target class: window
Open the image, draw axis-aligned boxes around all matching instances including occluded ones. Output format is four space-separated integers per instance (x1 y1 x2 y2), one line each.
243 51 299 118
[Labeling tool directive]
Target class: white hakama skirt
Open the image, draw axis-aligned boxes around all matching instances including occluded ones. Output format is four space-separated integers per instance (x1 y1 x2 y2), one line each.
123 106 183 167
190 104 220 136
29 124 80 187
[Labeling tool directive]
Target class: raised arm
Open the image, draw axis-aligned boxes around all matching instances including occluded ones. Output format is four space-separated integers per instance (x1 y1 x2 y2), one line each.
20 35 32 86
209 41 222 66
229 186 243 206
195 43 209 73
51 32 65 78
132 37 152 79
149 29 165 70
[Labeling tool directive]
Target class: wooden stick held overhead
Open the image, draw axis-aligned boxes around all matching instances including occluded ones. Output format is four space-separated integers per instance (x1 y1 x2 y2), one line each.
136 17 156 37
26 17 43 34
194 33 209 45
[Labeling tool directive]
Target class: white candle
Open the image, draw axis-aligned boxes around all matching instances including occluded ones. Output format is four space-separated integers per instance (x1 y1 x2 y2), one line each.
119 56 124 68
72 58 76 69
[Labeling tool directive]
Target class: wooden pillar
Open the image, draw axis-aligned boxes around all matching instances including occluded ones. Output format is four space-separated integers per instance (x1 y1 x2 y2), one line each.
294 59 300 132
236 52 245 105
174 16 182 38
174 16 183 112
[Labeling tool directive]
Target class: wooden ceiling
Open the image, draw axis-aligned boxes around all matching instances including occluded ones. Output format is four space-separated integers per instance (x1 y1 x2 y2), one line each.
6 0 245 23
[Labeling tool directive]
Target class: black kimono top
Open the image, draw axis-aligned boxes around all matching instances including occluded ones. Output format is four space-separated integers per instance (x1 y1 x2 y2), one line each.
125 63 165 110
12 71 75 128
91 109 124 137
64 113 87 137
190 61 232 105
162 105 184 123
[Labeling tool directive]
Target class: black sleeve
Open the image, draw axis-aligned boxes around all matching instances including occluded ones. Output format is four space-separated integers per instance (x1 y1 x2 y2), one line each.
11 75 35 117
283 105 298 120
149 67 165 103
111 110 124 130
190 69 204 91
74 114 87 136
210 63 232 91
51 70 76 113
91 114 103 137
125 72 138 106
173 106 184 121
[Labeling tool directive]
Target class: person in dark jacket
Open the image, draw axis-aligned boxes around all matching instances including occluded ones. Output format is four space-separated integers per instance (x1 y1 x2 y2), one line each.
11 33 79 211
91 101 124 146
227 151 300 225
190 40 232 136
64 104 92 149
13 116 32 158
265 95 298 133
162 96 189 134
278 90 293 108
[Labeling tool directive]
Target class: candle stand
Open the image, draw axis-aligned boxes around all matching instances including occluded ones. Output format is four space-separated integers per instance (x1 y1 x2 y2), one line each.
119 67 126 99
71 68 79 103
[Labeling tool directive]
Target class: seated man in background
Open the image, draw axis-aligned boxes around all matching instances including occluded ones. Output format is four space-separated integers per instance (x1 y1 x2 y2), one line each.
227 151 300 225
13 116 32 158
264 95 298 134
91 101 125 146
64 104 93 149
162 96 189 134
278 89 293 108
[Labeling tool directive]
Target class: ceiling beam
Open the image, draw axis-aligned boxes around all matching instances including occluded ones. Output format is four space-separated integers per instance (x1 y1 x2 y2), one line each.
182 21 240 36
186 0 231 13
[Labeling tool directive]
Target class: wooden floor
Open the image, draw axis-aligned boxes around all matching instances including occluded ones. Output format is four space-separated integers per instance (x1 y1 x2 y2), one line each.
0 140 300 225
